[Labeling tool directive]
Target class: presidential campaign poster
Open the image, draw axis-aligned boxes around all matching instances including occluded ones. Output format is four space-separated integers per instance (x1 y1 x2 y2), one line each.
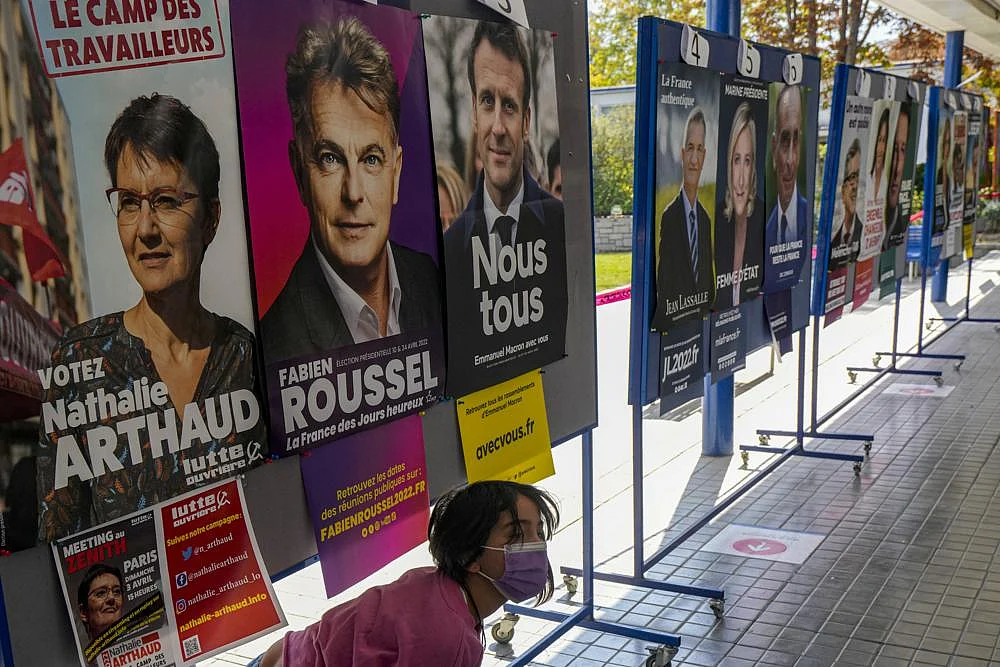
824 95 872 324
963 108 983 258
762 83 811 293
53 479 284 667
944 110 967 259
301 416 430 598
54 510 171 667
231 0 445 453
652 62 719 329
884 101 920 252
424 16 567 398
18 0 267 543
858 100 895 261
931 101 953 260
713 75 766 311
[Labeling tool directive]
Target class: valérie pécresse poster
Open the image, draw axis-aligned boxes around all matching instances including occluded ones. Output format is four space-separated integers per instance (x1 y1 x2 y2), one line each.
423 15 568 398
12 0 267 543
53 478 285 667
231 0 445 455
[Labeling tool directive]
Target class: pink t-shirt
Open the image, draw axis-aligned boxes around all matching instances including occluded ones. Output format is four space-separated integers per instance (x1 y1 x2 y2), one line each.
282 567 484 667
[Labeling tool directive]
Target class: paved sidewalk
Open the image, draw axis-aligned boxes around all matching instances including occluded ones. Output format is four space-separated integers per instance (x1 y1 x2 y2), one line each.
205 251 1000 667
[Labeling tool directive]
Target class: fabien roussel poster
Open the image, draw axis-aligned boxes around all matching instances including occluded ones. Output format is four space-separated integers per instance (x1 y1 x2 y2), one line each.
424 15 568 398
25 0 268 543
231 0 446 454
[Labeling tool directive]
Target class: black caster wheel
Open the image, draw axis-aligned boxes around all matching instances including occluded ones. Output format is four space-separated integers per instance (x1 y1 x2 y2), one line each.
926 321 934 331
709 598 725 619
491 612 519 645
853 462 862 475
954 361 963 371
934 376 944 387
863 441 872 456
847 371 857 384
491 624 513 644
740 451 750 468
645 646 677 667
563 574 578 596
872 354 881 367
758 434 770 445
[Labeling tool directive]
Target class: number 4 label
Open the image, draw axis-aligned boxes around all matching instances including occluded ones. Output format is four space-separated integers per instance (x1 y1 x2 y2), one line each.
737 40 760 78
681 24 710 67
475 0 530 28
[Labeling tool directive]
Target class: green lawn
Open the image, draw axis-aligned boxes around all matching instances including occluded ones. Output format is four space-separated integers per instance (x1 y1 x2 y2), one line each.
595 252 632 292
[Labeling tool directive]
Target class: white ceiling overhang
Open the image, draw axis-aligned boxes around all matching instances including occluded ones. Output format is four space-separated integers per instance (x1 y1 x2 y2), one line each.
877 0 1000 59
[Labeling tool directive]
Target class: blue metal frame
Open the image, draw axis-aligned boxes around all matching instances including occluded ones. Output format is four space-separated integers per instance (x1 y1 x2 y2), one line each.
932 31 965 303
808 72 954 440
0 578 13 667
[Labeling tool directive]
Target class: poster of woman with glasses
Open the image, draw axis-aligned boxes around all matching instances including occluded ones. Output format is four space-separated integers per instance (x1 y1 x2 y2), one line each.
28 0 268 543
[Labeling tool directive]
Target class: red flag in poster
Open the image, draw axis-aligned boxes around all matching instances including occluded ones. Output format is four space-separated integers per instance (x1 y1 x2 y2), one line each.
0 139 66 281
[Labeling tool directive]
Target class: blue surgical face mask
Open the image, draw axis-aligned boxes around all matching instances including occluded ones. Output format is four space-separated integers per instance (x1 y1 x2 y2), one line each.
478 541 549 603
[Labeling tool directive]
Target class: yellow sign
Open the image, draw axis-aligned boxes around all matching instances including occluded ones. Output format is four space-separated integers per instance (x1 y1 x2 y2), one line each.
964 223 974 259
456 370 554 484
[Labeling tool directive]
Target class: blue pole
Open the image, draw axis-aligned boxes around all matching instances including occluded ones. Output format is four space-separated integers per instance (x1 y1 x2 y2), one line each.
701 0 740 456
931 31 965 302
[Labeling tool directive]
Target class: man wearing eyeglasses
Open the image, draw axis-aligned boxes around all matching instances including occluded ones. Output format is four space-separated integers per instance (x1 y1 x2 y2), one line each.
830 138 863 268
654 106 716 328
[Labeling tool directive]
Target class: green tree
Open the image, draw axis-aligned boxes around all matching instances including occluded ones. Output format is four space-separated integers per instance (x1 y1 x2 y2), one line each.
591 105 636 216
589 0 704 88
589 0 893 95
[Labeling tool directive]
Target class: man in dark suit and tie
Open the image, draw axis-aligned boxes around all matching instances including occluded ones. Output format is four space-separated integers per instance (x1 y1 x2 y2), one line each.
653 106 715 329
830 138 863 268
763 84 810 292
443 21 567 397
261 18 442 363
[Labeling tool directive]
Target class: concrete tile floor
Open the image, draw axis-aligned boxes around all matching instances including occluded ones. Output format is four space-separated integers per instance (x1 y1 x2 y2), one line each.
205 251 1000 667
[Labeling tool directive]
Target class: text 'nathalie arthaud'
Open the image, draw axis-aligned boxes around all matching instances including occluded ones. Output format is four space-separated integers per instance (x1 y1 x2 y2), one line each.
38 358 260 489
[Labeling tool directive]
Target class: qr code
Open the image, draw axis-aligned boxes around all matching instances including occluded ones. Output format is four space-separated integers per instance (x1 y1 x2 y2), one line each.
182 635 202 659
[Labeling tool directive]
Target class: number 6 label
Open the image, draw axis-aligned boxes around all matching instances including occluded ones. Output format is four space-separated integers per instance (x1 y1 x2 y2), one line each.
681 24 710 68
782 53 803 85
474 0 530 28
737 39 760 78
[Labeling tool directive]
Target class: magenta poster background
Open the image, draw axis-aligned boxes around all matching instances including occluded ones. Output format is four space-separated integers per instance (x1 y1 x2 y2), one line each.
230 0 438 315
300 416 430 598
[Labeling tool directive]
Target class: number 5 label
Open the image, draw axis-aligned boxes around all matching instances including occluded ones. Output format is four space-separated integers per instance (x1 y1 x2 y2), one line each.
475 0 530 28
782 53 803 85
737 39 760 78
681 24 710 68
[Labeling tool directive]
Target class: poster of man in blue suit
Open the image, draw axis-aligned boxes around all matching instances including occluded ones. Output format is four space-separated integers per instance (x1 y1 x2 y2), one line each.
762 83 810 293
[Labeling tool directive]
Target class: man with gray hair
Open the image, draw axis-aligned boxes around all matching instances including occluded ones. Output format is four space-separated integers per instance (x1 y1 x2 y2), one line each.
763 83 809 291
654 105 715 327
261 17 441 361
830 137 863 267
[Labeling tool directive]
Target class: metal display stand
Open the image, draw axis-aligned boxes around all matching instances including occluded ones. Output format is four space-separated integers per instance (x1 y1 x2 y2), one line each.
556 20 858 655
